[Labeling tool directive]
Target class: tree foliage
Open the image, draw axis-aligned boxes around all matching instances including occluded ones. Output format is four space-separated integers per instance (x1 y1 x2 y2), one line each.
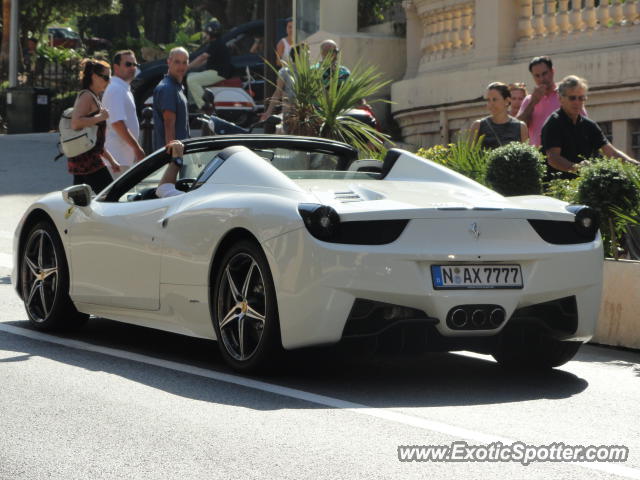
358 0 399 29
2 0 291 63
19 0 116 40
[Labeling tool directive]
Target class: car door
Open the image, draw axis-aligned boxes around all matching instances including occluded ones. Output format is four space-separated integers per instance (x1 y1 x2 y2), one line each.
64 150 195 311
67 194 185 310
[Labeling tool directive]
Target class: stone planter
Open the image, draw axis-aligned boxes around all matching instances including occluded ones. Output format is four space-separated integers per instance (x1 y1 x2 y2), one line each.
592 259 640 349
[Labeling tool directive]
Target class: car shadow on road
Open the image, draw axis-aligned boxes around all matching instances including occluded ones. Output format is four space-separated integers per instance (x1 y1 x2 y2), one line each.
1 318 589 411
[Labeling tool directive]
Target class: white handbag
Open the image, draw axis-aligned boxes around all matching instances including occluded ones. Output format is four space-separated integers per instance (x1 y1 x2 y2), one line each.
58 90 101 158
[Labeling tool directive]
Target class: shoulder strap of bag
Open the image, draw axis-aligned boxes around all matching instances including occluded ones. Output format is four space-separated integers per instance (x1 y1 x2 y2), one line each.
54 143 64 162
78 89 102 110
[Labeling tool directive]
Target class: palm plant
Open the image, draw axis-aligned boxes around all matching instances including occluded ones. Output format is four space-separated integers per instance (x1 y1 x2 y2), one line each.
416 132 489 184
270 47 391 154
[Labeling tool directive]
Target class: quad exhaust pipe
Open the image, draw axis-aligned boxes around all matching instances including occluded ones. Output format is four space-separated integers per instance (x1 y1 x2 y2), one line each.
446 305 506 330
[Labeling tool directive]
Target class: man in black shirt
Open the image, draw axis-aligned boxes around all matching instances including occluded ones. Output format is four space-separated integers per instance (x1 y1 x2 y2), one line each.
186 20 232 110
541 75 639 178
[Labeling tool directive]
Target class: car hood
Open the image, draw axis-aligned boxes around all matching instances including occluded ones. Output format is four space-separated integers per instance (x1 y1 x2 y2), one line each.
292 179 573 221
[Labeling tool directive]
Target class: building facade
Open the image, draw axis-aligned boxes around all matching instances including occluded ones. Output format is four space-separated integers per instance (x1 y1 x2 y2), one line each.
391 0 640 156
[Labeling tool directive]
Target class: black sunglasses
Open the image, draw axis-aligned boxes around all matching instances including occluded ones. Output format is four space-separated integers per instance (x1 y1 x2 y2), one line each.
124 61 139 68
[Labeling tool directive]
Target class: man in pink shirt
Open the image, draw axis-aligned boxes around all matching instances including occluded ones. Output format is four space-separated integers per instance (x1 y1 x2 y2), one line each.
517 56 585 146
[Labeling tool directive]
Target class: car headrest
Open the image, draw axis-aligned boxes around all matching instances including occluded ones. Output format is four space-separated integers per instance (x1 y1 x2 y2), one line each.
380 149 403 179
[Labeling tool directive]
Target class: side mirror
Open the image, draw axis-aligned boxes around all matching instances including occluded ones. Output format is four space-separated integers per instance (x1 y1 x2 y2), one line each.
62 184 93 207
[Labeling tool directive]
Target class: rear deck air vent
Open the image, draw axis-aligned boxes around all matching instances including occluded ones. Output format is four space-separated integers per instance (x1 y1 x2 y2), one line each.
334 190 363 203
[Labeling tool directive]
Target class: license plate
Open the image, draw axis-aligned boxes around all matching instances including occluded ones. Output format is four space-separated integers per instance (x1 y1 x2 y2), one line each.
431 264 523 290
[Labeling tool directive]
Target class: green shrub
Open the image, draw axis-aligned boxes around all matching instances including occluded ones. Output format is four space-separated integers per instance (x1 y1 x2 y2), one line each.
485 142 546 196
544 175 580 203
416 133 489 185
416 144 450 166
576 158 640 258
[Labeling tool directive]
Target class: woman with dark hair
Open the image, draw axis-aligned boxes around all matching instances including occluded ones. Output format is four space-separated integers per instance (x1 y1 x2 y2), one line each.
471 82 528 149
69 59 121 194
275 18 293 67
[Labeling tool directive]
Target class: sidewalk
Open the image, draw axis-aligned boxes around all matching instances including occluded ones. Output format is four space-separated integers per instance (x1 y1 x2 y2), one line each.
0 133 69 195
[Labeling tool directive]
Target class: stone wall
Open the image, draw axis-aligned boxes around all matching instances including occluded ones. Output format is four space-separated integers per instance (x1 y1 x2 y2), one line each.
393 0 640 149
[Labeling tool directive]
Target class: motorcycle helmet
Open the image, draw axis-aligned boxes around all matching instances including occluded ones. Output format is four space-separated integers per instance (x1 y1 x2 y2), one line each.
204 20 222 37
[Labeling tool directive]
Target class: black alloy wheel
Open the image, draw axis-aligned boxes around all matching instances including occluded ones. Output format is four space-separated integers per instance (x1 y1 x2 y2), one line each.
20 222 88 330
212 240 281 372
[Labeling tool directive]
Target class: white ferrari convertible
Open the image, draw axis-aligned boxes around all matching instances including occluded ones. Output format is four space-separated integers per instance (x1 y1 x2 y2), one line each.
13 135 603 372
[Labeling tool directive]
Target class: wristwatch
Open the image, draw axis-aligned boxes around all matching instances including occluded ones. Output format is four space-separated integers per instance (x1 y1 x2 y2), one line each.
172 156 183 167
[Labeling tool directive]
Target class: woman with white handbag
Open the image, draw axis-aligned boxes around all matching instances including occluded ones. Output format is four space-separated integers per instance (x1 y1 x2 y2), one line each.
67 59 121 194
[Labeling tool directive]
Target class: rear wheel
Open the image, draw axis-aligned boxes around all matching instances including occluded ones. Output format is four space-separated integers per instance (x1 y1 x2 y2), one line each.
212 240 281 372
492 324 582 369
20 222 88 331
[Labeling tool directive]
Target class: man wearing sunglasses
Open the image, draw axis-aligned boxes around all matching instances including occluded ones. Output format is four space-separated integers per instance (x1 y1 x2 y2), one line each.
541 75 639 178
103 49 146 177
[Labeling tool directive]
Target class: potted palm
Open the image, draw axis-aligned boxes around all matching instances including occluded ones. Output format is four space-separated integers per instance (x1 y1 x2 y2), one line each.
269 47 391 155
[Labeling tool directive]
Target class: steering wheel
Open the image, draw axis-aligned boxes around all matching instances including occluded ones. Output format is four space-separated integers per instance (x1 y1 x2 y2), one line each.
175 178 196 192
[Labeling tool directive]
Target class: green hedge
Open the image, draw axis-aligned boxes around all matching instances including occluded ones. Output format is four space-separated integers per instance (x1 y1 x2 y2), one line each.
485 142 546 196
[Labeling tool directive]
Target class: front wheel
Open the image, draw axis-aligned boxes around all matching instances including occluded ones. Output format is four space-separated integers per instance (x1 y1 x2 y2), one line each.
212 240 281 372
492 325 582 370
20 221 88 331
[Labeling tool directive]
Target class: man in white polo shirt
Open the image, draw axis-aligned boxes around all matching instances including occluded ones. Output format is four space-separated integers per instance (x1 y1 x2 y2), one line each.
103 50 146 177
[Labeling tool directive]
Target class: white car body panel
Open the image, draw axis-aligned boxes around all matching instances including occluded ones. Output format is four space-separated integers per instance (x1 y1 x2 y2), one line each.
13 145 603 352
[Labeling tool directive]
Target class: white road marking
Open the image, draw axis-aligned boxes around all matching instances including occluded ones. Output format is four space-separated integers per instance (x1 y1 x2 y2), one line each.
0 253 13 269
0 322 638 479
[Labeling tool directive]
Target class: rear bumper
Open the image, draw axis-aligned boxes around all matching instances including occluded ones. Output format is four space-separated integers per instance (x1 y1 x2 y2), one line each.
263 220 603 350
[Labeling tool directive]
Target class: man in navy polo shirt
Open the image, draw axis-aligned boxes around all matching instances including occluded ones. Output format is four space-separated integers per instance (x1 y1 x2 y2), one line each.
541 75 639 178
153 47 190 151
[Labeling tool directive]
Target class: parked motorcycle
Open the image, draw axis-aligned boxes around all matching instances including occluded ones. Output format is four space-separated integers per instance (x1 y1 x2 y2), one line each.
197 90 280 136
341 103 380 131
141 66 262 128
202 66 262 127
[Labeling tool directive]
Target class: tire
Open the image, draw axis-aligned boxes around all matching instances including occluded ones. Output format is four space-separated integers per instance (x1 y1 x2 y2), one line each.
212 240 282 372
492 324 582 370
20 221 88 331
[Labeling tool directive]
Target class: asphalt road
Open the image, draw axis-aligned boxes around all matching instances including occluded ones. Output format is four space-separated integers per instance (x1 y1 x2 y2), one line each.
1 133 639 480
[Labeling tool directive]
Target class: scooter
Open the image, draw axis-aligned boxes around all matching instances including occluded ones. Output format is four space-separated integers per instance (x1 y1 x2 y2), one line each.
202 66 262 127
143 67 262 128
341 103 380 131
197 90 280 136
